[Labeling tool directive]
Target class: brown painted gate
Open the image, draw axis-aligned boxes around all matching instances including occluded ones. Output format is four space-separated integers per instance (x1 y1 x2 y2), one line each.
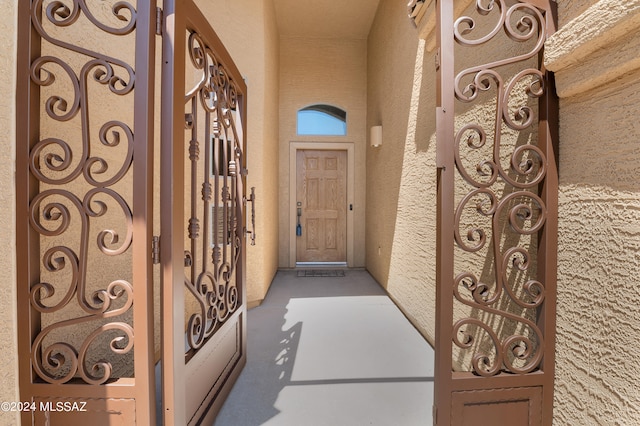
434 1 558 425
160 1 248 424
16 1 248 424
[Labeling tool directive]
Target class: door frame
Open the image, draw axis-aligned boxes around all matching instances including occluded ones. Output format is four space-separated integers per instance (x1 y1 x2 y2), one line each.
289 142 355 268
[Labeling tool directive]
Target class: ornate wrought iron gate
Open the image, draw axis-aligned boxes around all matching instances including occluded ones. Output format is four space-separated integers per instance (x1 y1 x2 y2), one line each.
160 1 248 424
16 1 248 424
435 1 558 424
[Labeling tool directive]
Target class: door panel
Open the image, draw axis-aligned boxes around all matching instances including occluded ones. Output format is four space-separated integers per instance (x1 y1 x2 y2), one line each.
296 150 347 263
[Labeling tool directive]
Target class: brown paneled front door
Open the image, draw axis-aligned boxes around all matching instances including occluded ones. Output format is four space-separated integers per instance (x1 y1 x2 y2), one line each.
296 149 347 263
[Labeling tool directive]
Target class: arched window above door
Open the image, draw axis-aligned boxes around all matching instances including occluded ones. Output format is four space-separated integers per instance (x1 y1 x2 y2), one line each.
297 104 347 136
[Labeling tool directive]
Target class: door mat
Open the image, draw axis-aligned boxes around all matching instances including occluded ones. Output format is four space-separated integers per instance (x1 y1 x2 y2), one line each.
297 270 346 277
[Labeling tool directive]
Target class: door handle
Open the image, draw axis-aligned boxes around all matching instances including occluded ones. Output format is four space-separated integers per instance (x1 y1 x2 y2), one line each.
245 187 256 245
296 203 302 236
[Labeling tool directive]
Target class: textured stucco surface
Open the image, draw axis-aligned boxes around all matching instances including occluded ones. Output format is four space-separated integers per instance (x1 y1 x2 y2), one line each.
546 0 640 72
0 2 19 426
198 0 280 304
554 74 640 425
557 0 598 28
278 37 367 268
546 0 640 98
545 3 640 424
366 0 438 343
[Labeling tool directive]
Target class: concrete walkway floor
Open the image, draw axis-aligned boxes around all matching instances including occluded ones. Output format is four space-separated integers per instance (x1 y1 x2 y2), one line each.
214 269 435 426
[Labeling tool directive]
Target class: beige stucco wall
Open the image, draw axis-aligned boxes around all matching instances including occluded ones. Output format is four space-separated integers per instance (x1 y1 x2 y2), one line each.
557 0 599 28
546 1 640 423
366 0 438 343
197 0 280 305
0 2 19 425
278 37 367 268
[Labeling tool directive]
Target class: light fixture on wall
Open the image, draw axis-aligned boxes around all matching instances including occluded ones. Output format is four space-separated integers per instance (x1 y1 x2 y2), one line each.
370 125 382 147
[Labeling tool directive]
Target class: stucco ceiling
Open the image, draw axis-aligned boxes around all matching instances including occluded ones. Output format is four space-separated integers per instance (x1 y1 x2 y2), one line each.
274 0 381 39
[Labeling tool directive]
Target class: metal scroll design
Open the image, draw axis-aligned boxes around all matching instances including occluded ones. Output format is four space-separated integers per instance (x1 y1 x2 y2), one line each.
451 1 548 376
183 30 244 356
27 1 136 384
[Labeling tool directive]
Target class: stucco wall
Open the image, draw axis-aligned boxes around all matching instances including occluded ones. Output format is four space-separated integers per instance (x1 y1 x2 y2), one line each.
0 2 19 425
557 0 598 28
197 0 280 305
546 1 640 423
278 37 367 268
554 79 640 424
366 0 438 343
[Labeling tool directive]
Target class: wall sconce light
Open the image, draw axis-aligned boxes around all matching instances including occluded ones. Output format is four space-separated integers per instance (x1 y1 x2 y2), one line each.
370 125 382 147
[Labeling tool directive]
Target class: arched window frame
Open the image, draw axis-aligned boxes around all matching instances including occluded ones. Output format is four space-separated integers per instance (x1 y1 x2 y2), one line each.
297 104 347 136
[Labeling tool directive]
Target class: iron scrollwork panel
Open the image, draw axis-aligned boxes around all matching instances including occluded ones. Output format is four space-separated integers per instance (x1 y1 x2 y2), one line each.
26 0 139 384
451 0 549 376
183 30 245 357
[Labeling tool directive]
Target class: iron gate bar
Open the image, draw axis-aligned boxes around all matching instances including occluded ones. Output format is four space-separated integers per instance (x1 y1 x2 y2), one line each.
16 0 157 424
435 1 558 424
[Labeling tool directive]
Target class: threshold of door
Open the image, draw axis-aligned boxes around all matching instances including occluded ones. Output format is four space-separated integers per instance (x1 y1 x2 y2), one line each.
297 269 345 277
296 262 348 268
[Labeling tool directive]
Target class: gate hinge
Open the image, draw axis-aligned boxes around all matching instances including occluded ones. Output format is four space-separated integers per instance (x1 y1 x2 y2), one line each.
152 235 161 264
155 7 163 36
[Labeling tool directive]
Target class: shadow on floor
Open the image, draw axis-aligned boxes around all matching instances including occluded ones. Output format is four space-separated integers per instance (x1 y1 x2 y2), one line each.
214 269 434 426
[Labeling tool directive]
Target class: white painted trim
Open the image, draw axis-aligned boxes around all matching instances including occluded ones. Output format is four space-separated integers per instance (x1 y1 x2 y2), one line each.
289 142 355 268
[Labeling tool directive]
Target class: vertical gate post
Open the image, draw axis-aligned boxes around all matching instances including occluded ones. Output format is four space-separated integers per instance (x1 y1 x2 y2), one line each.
434 0 456 423
16 7 43 425
160 0 188 423
132 2 158 423
537 2 559 420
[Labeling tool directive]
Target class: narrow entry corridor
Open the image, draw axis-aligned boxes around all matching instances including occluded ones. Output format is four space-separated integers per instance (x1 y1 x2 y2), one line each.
215 270 434 425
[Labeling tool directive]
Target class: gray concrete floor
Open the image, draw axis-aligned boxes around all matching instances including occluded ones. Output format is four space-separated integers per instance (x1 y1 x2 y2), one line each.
214 269 434 426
